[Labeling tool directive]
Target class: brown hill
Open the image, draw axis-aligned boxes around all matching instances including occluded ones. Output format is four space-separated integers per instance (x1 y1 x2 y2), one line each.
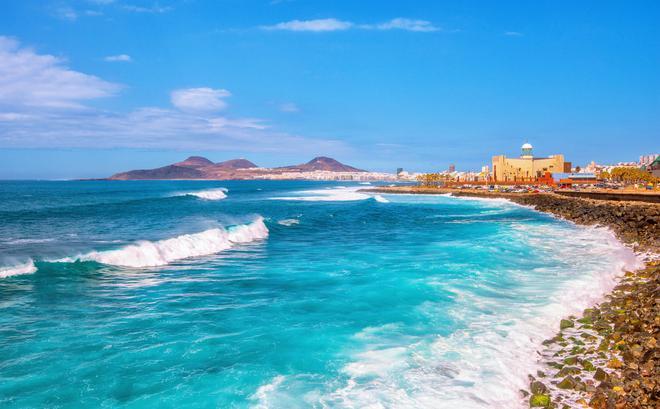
110 165 204 180
214 158 258 169
174 156 214 168
279 156 365 172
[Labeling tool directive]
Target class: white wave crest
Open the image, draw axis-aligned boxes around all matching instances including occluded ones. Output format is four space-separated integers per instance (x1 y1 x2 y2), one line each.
251 375 287 409
59 218 268 268
373 195 390 203
277 218 300 226
180 188 228 200
272 186 371 202
0 260 37 278
5 238 55 245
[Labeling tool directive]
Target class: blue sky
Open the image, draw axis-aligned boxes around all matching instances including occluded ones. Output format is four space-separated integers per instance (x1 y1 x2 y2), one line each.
0 0 658 178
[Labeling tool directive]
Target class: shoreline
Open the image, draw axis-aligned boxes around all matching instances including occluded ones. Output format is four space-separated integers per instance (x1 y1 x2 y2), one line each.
363 186 659 408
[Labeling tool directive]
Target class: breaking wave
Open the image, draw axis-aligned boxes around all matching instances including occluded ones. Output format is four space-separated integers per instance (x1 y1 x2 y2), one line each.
57 218 268 268
179 188 228 201
272 187 389 203
272 187 371 202
277 218 300 226
0 260 37 278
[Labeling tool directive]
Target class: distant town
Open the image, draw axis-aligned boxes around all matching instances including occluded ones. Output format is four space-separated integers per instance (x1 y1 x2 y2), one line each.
412 143 659 190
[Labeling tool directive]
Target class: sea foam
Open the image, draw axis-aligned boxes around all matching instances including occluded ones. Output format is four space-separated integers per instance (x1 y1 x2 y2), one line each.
251 205 641 409
272 186 386 203
0 260 37 278
324 224 640 408
58 218 268 268
179 188 228 200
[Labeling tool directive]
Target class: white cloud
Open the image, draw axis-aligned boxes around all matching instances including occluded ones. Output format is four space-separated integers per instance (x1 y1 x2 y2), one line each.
262 17 440 32
123 4 173 13
0 106 349 154
262 18 353 32
55 7 78 21
0 36 120 109
104 54 132 62
279 102 300 113
0 37 348 155
374 18 439 32
171 88 231 113
0 112 34 122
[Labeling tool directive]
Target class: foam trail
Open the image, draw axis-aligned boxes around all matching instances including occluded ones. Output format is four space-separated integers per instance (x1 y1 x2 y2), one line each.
277 219 300 226
272 187 371 202
180 188 228 200
0 260 37 278
373 195 389 203
5 238 55 245
58 218 268 268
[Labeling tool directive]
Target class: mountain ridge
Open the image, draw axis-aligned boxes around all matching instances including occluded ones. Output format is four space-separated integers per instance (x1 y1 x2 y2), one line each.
107 156 365 180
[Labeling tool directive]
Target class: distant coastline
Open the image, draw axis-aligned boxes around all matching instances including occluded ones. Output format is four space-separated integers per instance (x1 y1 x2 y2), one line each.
104 156 403 182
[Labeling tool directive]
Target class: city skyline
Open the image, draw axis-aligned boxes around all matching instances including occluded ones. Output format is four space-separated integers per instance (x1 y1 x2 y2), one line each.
1 0 659 179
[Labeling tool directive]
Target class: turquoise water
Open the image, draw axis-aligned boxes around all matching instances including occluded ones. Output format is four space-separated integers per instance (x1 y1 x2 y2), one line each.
0 181 638 408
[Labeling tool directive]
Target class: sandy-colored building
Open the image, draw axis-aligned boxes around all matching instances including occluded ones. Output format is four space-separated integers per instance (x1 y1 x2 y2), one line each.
492 143 571 182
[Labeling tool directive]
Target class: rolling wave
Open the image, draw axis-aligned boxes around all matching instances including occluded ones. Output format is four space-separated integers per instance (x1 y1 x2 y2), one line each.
0 260 37 278
277 218 300 226
178 188 228 201
57 217 268 268
272 187 386 202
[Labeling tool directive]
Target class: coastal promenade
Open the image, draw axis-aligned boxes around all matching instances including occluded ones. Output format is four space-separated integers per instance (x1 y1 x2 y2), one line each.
363 186 659 408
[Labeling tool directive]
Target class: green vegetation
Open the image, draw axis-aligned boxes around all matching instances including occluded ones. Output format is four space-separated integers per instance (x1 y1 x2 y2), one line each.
416 173 451 187
599 167 658 184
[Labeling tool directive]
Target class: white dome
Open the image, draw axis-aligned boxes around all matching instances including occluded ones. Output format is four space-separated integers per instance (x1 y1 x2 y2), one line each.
521 143 533 149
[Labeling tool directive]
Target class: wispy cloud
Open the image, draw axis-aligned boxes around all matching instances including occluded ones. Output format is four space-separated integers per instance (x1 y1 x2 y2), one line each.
170 88 231 113
504 31 524 37
278 102 300 113
0 36 120 108
104 54 132 62
262 18 353 32
262 17 440 32
370 18 440 32
55 7 78 21
53 2 171 21
0 36 349 155
122 4 173 13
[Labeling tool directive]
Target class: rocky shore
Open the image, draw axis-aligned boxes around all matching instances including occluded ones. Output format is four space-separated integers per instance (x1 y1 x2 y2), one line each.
363 187 659 408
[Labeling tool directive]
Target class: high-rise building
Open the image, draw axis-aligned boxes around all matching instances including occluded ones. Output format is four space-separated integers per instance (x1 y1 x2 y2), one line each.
448 164 456 172
640 154 659 166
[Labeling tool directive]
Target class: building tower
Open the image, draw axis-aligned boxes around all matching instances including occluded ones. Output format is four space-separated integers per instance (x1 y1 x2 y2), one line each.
521 142 533 159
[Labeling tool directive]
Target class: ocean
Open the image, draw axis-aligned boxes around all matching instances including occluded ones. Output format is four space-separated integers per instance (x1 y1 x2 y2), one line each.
0 180 640 408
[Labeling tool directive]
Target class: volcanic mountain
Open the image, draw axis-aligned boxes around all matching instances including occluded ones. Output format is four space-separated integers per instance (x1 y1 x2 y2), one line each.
108 156 363 180
278 156 365 173
174 156 214 168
